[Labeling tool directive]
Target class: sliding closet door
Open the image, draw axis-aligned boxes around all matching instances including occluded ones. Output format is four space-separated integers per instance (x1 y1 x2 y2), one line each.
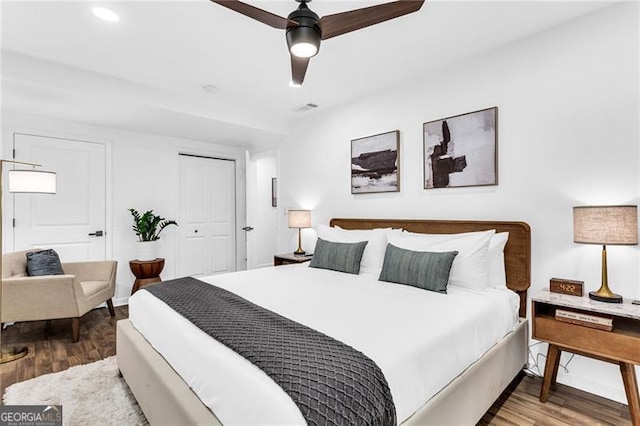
12 133 107 261
178 154 236 277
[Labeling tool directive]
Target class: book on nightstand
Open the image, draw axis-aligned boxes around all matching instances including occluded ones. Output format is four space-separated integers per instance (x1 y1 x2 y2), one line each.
555 309 614 332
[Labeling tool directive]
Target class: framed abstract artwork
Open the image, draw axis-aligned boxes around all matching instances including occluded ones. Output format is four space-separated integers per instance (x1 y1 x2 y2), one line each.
423 107 497 189
351 130 400 194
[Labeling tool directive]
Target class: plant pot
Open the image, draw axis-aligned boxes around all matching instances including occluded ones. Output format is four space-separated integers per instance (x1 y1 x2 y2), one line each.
136 241 158 261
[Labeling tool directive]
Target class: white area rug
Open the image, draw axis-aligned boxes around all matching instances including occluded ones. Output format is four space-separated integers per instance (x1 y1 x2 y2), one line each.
3 356 148 426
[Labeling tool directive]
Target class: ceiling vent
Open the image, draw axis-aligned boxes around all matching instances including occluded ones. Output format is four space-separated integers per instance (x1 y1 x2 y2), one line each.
293 103 318 113
201 84 219 94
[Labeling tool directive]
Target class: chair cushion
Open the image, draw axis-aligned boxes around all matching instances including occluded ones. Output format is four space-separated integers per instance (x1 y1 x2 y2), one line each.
81 280 110 298
26 249 64 276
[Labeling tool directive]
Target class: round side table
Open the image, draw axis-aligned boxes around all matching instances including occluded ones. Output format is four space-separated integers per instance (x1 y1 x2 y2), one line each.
130 258 165 295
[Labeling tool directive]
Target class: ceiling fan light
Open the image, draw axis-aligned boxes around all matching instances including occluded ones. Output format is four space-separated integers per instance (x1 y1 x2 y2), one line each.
286 24 321 58
290 42 318 58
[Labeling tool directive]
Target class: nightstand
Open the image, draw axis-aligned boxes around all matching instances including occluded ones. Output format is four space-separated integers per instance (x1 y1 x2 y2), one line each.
273 253 313 266
532 290 640 424
130 258 165 295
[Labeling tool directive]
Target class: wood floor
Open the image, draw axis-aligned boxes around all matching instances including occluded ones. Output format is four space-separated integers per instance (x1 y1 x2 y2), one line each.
0 306 633 425
1 305 128 397
478 372 632 425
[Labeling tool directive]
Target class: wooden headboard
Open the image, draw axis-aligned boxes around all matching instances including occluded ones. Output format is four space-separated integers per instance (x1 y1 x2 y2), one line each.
330 218 531 318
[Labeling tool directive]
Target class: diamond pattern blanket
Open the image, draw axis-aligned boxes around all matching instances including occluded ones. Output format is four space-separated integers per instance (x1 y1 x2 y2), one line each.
144 276 396 426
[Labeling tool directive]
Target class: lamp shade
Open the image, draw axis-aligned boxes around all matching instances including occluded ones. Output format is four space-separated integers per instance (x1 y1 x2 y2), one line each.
288 209 311 229
8 170 56 194
573 205 638 245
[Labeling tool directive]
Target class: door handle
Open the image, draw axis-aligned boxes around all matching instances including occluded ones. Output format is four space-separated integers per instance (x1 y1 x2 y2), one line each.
88 230 104 237
242 226 254 232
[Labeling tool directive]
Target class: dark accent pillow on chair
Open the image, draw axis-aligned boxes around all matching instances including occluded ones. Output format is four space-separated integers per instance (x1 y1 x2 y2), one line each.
309 238 368 274
26 249 64 276
379 244 458 293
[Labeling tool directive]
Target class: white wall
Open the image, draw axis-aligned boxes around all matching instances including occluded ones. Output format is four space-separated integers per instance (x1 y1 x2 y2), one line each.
276 3 639 404
1 111 248 305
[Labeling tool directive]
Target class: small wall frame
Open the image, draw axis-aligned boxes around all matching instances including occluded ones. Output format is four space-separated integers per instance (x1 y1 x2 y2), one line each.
271 177 277 207
351 130 400 194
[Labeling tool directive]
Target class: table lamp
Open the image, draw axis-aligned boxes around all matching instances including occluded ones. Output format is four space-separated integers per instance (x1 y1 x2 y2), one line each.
288 209 311 255
573 205 638 303
1 160 57 364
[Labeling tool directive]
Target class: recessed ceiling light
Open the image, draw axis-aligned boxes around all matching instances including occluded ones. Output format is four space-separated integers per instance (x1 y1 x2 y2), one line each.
92 7 119 22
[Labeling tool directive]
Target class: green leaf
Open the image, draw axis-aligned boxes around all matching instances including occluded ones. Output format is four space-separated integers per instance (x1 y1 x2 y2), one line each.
129 208 178 241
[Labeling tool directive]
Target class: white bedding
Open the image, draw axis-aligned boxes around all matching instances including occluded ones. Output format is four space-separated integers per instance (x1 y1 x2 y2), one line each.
129 263 519 425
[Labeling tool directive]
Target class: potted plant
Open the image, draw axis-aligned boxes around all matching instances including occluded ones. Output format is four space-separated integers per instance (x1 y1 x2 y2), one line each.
129 208 178 261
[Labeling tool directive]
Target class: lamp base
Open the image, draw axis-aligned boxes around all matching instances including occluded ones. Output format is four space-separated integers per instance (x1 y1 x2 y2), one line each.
293 250 306 256
0 346 29 364
589 291 623 304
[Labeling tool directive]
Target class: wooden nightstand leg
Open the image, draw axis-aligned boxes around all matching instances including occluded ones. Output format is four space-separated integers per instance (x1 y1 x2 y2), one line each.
550 349 561 391
540 344 561 403
620 362 640 426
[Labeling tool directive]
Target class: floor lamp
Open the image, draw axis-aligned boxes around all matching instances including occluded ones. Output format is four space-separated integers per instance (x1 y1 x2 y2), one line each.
0 159 57 364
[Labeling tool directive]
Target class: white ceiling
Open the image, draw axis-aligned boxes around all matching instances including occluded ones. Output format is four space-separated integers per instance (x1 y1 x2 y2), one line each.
1 1 614 150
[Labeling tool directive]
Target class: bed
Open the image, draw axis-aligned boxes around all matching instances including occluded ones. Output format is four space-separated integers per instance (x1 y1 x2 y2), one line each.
117 218 531 425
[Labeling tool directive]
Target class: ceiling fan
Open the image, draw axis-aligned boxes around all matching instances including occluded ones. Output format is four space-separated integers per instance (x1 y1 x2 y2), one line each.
210 0 425 86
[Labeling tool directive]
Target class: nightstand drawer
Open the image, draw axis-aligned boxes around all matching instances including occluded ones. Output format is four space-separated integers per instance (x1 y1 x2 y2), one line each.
534 315 640 364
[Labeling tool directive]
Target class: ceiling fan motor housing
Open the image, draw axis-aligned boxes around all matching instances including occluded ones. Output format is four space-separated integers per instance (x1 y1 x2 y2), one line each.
286 2 321 58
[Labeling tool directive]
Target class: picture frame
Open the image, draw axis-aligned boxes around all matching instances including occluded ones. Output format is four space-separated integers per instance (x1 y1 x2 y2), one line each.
423 107 497 189
351 130 400 194
271 177 277 207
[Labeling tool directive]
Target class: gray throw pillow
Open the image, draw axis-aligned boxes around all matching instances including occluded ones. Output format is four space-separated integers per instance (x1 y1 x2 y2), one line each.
26 249 64 276
379 244 458 293
309 238 368 275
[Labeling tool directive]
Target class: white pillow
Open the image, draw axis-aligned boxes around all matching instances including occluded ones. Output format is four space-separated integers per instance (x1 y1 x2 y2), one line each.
400 229 508 287
488 232 509 288
388 229 495 290
317 225 389 275
402 229 491 239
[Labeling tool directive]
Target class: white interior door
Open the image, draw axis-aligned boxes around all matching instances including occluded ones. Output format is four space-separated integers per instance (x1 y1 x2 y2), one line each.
246 151 278 269
179 154 236 277
13 133 107 262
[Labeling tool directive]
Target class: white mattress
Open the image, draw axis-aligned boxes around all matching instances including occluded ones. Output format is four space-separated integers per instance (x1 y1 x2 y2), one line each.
129 264 519 425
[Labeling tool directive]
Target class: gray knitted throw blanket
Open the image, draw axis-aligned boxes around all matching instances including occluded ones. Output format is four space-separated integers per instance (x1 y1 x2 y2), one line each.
144 276 396 426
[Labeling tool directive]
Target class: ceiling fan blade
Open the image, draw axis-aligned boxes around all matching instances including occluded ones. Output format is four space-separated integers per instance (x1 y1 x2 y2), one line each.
291 55 310 86
319 1 425 40
210 0 298 30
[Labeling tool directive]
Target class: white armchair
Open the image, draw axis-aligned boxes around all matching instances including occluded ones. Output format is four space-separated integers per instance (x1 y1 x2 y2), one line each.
1 250 117 342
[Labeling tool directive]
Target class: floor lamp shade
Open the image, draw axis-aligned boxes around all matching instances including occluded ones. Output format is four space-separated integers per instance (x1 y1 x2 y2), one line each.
1 163 56 364
288 210 311 255
573 205 638 303
8 170 57 194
